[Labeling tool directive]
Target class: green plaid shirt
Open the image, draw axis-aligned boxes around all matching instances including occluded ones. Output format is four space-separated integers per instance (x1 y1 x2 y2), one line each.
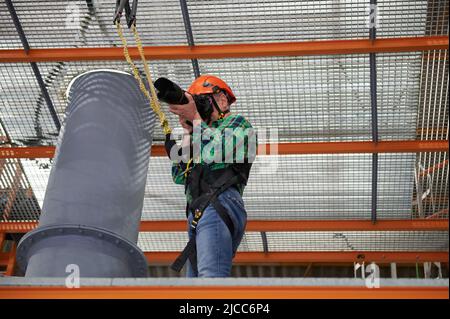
171 114 255 203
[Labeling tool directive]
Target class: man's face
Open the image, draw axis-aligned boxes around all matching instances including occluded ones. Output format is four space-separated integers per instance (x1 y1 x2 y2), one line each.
209 92 230 121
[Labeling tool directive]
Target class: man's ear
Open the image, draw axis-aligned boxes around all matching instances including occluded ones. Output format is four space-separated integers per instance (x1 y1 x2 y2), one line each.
219 93 230 111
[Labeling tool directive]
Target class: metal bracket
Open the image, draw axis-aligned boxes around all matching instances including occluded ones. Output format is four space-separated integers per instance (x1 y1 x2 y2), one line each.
113 0 138 28
17 224 148 277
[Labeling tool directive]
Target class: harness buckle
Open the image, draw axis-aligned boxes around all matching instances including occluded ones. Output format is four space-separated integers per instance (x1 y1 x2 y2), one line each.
190 209 203 230
194 209 203 219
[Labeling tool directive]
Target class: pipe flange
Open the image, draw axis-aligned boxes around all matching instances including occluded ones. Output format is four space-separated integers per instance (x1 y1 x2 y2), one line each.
17 224 148 277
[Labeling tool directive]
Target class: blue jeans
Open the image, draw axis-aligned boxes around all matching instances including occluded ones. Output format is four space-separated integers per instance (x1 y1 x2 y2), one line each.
186 187 247 278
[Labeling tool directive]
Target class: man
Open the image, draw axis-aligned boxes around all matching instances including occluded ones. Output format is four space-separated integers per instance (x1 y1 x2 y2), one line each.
168 75 256 277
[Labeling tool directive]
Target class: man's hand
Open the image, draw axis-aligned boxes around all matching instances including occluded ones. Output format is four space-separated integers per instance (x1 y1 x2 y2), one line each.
179 116 193 135
169 92 202 122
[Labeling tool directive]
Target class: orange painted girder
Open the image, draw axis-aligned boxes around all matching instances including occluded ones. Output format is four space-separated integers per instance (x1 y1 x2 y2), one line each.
0 286 447 299
0 36 448 63
419 159 448 176
0 221 37 233
144 252 449 264
0 251 447 267
140 219 449 232
4 243 16 276
0 140 448 159
0 219 448 234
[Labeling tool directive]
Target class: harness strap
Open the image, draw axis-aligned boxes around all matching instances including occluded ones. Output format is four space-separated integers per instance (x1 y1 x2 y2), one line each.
170 169 242 273
170 197 235 273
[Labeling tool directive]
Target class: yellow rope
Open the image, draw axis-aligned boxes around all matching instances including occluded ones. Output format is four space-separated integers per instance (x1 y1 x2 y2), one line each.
115 21 172 135
184 158 193 178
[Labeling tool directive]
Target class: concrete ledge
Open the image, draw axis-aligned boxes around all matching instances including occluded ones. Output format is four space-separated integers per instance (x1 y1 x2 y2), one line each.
0 276 448 287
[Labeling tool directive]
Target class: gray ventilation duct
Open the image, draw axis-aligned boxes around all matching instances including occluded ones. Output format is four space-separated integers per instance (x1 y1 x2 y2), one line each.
17 70 154 277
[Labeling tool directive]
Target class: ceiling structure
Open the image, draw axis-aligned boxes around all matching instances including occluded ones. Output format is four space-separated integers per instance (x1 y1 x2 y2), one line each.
0 0 448 275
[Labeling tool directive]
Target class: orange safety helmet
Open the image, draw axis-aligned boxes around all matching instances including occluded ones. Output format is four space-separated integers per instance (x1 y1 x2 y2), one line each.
187 75 236 104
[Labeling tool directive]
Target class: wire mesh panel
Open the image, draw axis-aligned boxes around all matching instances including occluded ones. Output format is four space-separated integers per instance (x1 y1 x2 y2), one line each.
414 46 449 219
425 0 449 35
413 152 449 219
377 153 416 219
0 0 23 49
143 155 185 221
198 53 420 142
2 0 438 50
18 158 51 208
412 0 449 219
187 0 428 45
137 231 449 252
143 153 416 221
0 0 448 260
1 52 423 146
0 60 195 147
0 126 42 221
0 63 60 146
0 158 39 221
138 231 263 252
265 231 449 252
377 52 423 140
3 152 420 222
37 60 195 144
10 0 188 48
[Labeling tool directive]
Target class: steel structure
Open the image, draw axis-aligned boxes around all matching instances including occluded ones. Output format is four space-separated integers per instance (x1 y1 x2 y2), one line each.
0 0 448 299
0 36 448 63
0 278 448 299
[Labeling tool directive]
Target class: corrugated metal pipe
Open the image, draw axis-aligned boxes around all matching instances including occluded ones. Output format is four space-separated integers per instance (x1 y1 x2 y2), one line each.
16 70 154 277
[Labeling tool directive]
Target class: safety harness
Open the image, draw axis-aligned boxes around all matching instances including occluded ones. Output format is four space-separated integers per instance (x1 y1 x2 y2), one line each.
171 163 252 273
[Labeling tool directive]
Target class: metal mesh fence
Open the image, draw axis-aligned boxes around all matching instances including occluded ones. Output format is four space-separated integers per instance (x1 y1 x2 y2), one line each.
187 0 430 44
143 153 416 221
0 52 423 146
0 63 61 145
0 1 448 256
199 52 421 143
137 230 449 252
3 0 188 49
0 151 422 222
264 231 449 252
1 0 437 50
413 0 449 219
0 125 41 221
0 0 22 49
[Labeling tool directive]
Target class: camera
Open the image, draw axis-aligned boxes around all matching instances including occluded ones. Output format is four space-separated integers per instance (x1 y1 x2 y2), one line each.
154 77 214 124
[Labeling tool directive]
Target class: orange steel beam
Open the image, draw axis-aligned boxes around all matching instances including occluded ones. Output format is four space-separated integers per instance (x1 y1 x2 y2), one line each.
0 251 447 268
0 219 448 234
144 252 449 264
4 242 16 276
0 221 37 233
420 159 448 177
2 164 23 221
260 140 449 155
0 233 4 252
0 36 447 63
427 209 449 219
0 285 447 299
139 219 449 232
0 252 8 265
0 140 448 159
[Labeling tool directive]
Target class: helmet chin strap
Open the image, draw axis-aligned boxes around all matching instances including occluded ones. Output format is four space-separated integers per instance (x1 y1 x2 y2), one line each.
210 95 229 120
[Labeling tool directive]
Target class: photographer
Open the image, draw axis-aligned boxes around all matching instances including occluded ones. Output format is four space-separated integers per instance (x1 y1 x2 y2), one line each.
167 75 256 278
